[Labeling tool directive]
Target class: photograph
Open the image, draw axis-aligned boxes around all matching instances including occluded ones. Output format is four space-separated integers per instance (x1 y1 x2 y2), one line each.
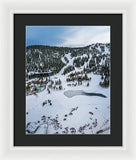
25 26 111 135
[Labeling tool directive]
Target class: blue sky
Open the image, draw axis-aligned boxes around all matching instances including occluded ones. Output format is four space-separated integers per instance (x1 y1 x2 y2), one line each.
26 26 110 47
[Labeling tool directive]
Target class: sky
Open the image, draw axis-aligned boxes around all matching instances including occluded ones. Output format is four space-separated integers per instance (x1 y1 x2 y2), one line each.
26 26 110 47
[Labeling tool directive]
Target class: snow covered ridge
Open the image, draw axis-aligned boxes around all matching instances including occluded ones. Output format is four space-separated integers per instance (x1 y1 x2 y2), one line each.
25 43 110 76
26 43 110 135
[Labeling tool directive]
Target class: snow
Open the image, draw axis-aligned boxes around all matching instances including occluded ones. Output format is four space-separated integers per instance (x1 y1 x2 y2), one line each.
26 73 110 135
96 45 101 52
65 52 71 61
61 57 66 64
26 44 110 135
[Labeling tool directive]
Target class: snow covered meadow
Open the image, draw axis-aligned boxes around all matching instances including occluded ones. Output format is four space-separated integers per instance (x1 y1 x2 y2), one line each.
25 43 110 135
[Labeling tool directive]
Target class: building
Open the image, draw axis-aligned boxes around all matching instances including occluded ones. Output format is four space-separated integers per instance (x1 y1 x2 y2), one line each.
28 71 53 79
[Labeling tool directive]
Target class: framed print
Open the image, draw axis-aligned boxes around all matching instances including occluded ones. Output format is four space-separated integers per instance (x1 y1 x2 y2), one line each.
14 14 122 146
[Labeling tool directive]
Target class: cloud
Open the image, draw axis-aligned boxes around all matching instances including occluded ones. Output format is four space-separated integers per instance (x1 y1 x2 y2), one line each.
57 26 110 47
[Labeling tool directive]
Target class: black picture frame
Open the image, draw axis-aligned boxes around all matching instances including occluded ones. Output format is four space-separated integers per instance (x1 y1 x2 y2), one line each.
14 14 122 146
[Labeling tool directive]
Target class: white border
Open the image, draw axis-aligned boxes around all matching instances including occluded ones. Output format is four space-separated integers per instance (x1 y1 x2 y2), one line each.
9 10 126 151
